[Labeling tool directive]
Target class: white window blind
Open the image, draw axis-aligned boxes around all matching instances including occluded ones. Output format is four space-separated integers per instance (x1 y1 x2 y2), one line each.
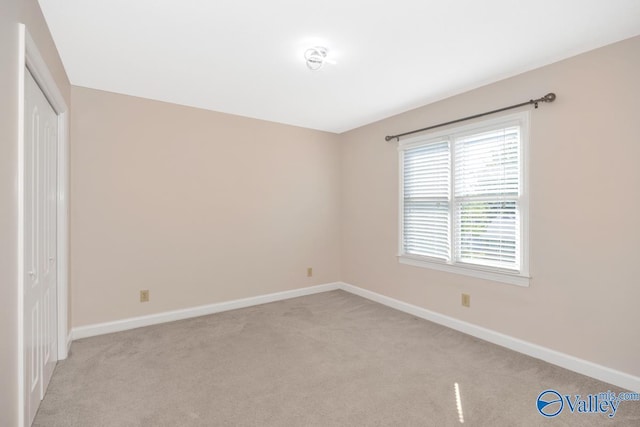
454 127 520 270
403 141 450 260
399 113 528 285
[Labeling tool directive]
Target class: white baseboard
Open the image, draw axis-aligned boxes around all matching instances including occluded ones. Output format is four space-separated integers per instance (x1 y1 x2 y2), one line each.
70 280 639 392
72 282 341 340
339 282 640 393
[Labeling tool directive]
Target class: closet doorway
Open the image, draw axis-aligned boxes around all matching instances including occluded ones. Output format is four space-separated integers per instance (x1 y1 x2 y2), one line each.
19 25 69 427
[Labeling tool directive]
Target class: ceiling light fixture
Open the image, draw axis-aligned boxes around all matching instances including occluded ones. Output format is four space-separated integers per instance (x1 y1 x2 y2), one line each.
304 46 335 71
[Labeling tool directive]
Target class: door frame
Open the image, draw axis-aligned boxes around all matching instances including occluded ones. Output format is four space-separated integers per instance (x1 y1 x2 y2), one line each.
17 23 69 427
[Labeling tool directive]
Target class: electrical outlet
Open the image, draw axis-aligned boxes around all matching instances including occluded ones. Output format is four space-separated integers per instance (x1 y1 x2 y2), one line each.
140 290 149 303
461 293 470 308
307 267 313 277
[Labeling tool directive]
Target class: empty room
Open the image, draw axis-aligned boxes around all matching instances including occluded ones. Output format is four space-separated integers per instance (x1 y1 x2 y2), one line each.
2 0 640 426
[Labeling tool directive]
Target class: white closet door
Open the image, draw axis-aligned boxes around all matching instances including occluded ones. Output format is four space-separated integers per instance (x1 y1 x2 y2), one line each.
41 76 58 394
24 67 58 426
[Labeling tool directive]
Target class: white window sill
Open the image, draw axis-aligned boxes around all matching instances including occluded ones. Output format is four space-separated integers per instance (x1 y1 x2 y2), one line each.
398 255 530 287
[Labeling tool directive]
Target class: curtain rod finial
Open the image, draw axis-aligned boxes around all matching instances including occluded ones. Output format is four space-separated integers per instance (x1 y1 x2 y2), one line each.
544 93 556 102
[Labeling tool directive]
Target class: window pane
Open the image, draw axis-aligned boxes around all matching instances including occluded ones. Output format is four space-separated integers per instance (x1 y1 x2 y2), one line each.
453 125 520 271
403 140 451 260
455 200 519 270
455 127 519 197
404 141 450 198
404 200 450 260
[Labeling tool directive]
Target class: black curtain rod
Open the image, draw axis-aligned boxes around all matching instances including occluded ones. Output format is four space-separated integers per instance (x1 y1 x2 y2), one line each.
385 92 556 142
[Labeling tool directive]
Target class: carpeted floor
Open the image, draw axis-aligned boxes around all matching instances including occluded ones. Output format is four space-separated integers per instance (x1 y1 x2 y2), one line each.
34 290 639 426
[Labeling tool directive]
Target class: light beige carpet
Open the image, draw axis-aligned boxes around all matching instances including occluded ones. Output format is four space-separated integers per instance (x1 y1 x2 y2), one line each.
34 290 639 426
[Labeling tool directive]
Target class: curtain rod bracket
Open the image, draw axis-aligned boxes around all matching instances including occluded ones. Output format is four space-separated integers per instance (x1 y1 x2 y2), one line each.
385 92 556 142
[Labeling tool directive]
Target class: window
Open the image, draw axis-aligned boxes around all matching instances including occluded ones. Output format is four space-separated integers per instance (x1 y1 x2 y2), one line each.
399 112 529 286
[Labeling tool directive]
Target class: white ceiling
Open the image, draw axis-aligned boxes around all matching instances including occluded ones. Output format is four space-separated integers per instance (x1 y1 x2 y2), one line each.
38 0 640 133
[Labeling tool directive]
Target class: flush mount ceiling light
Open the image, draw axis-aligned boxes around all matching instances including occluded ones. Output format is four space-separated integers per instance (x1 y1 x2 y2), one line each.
304 46 335 71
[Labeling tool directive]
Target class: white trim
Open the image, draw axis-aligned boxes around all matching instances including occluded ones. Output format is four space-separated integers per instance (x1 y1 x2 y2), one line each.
23 28 70 362
17 24 26 427
520 111 531 281
68 281 639 392
72 283 341 340
24 32 67 114
339 282 640 393
55 108 69 360
398 255 530 287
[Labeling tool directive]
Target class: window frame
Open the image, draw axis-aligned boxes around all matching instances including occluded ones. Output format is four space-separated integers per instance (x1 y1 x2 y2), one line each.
398 111 530 287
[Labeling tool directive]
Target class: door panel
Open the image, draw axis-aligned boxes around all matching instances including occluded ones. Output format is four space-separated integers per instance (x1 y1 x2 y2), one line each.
41 94 58 392
24 68 58 426
24 69 41 425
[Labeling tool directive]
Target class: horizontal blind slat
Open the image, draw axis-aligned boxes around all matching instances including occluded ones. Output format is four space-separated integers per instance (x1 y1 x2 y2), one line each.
402 122 523 272
403 140 450 260
454 125 521 271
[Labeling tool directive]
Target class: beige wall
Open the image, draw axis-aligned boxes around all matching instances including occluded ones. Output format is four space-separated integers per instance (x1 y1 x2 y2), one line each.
341 36 640 377
70 87 342 327
71 36 639 381
0 2 21 425
3 13 635 423
1 0 70 425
